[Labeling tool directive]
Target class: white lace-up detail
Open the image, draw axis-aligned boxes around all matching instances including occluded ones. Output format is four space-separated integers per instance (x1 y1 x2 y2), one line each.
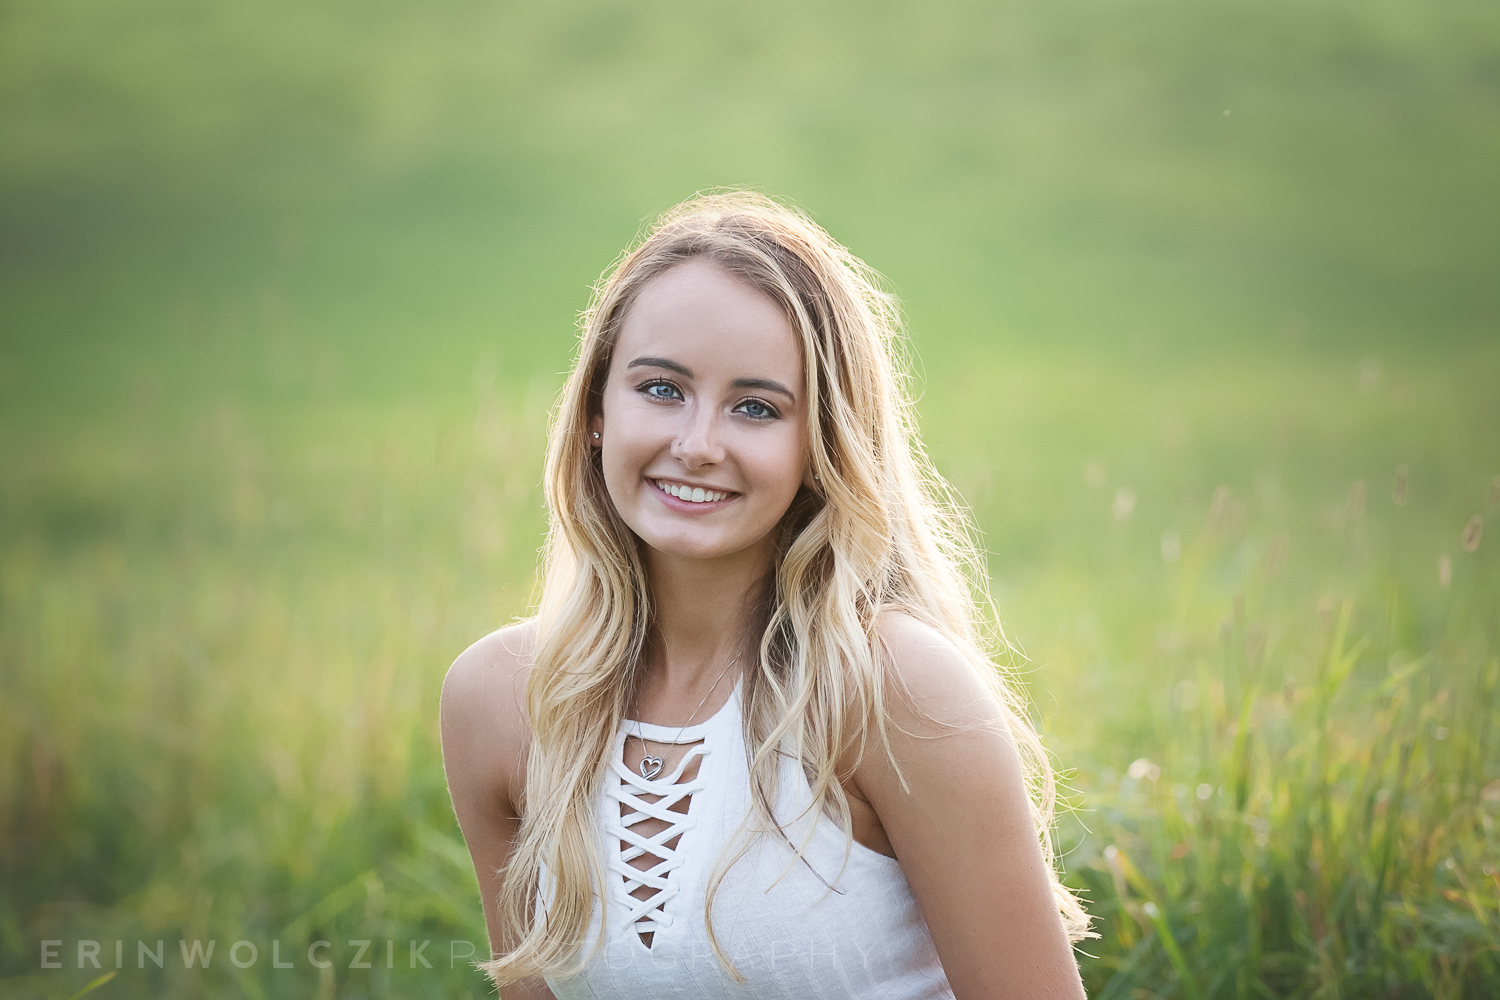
542 671 955 999
605 739 712 939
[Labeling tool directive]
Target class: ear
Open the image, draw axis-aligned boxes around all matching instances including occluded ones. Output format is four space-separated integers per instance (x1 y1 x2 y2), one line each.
589 413 604 446
802 464 821 493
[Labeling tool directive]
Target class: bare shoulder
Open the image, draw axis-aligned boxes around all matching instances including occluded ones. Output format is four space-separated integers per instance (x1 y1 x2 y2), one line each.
439 620 538 818
861 613 1086 997
872 609 1005 734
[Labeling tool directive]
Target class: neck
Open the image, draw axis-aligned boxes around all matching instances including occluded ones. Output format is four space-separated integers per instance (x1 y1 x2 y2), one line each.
640 540 771 691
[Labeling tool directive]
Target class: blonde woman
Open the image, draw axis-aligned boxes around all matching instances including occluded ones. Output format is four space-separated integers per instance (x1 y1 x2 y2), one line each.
440 191 1092 999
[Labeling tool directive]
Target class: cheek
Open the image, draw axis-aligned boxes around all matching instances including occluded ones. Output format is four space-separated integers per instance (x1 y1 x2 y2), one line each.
602 433 652 491
602 393 667 461
741 428 807 496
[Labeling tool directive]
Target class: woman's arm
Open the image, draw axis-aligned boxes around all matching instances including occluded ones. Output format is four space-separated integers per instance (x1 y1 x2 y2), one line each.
439 621 557 1000
854 612 1087 1000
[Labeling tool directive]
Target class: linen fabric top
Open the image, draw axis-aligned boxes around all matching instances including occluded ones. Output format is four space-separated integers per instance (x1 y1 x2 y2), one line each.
539 676 955 999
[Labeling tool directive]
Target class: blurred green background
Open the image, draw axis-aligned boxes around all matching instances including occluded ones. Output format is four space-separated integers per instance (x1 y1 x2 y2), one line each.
3 1 1497 997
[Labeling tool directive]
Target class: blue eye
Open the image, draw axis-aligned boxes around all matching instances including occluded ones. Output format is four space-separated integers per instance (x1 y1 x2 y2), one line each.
640 381 683 401
736 399 778 420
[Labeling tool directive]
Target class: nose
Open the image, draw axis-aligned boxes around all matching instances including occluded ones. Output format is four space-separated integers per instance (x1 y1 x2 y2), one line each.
671 404 725 468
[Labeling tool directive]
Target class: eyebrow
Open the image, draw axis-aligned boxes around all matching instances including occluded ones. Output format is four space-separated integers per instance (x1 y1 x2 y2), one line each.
627 356 693 378
626 356 797 402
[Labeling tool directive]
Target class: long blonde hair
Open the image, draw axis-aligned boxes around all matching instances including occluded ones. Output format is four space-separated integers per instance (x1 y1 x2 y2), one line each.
482 190 1091 986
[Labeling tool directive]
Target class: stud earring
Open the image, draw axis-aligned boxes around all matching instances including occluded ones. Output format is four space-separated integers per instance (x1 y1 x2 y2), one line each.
592 431 601 441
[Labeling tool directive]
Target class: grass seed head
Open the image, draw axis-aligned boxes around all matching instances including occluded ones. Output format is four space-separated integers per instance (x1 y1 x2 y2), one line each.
1208 485 1231 532
1160 529 1182 563
1316 595 1335 627
1262 532 1289 575
1462 515 1483 552
1244 624 1267 666
1348 479 1367 518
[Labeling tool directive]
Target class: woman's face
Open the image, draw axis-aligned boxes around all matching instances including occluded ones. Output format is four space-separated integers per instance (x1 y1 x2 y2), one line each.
593 257 811 568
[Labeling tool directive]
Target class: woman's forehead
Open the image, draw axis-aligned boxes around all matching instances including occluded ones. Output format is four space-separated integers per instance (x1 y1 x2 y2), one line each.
613 259 803 385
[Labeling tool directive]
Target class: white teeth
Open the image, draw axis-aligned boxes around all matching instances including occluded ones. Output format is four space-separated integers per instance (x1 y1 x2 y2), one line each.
656 481 728 503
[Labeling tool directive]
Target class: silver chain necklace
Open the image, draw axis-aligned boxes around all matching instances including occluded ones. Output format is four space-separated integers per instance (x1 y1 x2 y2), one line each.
635 655 739 781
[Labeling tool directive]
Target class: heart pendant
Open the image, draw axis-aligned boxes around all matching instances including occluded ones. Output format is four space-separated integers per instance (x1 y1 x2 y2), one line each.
639 756 664 780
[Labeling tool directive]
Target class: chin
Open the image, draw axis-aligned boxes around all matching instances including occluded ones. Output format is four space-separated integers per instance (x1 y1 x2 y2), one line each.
631 519 751 563
639 532 735 561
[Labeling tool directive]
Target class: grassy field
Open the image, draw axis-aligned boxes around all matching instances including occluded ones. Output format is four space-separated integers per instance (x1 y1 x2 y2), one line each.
3 1 1498 997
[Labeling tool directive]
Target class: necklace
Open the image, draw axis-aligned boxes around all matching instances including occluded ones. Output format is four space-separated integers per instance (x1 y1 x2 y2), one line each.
635 655 739 781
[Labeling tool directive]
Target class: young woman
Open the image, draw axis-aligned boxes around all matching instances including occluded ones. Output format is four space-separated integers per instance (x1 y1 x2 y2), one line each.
440 191 1092 999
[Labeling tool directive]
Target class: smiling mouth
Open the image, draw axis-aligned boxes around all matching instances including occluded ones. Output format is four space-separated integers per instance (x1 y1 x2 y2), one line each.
651 479 737 504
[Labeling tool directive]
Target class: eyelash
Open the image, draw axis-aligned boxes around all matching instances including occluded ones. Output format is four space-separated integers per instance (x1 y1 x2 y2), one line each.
636 380 780 421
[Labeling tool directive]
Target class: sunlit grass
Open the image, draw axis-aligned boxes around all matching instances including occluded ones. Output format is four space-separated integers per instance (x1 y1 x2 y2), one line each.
2 337 1496 998
1 389 551 999
1057 533 1498 998
3 0 1498 993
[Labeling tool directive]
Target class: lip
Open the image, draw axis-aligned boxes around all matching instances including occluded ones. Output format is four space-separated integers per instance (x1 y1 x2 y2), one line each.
648 477 739 513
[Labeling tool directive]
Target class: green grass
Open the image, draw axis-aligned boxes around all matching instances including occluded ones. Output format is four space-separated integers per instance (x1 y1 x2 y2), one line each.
3 0 1499 996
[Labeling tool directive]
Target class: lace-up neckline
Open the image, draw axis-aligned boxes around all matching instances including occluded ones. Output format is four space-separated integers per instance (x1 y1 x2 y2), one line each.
543 669 953 999
606 677 742 948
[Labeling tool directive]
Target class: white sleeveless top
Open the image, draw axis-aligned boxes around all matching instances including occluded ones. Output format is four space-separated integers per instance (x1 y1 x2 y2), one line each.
539 677 955 999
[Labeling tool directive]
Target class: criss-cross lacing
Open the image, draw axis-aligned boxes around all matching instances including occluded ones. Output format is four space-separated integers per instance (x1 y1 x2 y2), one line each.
604 741 711 939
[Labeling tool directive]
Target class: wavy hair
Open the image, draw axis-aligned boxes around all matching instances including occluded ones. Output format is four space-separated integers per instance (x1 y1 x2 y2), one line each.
481 190 1091 986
